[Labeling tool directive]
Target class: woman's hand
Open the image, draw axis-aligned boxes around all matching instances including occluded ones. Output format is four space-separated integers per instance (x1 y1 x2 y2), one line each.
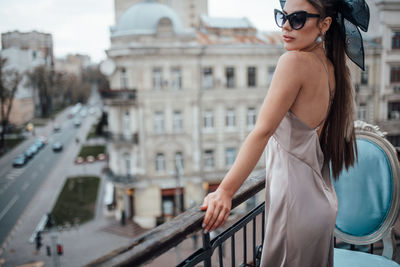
200 188 232 233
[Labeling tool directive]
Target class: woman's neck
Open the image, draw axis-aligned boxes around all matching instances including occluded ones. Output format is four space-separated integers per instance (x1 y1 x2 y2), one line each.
299 42 325 54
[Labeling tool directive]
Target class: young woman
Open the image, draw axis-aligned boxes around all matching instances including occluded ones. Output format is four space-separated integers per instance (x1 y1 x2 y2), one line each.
200 0 369 266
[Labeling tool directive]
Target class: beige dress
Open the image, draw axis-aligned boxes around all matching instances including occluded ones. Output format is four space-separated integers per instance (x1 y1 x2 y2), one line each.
260 111 338 267
260 54 338 267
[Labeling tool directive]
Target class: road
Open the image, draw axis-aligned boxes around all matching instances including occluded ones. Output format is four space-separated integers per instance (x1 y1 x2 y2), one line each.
0 106 90 249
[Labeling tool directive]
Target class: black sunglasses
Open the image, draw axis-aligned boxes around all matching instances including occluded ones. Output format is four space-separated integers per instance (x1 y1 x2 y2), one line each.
274 9 320 30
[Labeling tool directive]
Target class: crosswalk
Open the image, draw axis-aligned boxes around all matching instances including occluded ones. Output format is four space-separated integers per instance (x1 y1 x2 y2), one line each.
5 168 24 180
0 168 25 195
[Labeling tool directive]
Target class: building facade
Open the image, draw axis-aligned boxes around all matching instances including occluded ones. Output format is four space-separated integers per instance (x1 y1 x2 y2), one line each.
0 31 54 125
352 0 400 149
103 0 283 228
113 0 207 29
103 0 400 229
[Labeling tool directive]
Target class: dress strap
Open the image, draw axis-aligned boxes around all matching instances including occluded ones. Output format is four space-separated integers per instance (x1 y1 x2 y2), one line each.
310 52 334 131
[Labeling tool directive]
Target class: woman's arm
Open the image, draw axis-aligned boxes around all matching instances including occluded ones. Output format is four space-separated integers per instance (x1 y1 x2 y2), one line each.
200 51 307 233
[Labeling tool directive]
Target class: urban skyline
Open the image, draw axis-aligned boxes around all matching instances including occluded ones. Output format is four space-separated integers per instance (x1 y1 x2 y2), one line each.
0 0 281 63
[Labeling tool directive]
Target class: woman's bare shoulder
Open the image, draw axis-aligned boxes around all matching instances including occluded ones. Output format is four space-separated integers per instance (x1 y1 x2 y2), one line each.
276 51 312 77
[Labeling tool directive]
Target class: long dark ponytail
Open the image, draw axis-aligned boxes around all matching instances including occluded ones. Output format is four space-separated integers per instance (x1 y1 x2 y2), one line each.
308 0 358 179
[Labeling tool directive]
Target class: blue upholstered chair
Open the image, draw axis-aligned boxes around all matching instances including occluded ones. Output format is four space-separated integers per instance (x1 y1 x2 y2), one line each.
333 121 400 267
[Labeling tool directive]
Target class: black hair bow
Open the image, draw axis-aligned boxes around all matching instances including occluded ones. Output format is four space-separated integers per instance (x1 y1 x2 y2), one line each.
279 0 370 70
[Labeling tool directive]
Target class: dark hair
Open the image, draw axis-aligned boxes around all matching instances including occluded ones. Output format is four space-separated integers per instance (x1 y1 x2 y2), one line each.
307 0 358 180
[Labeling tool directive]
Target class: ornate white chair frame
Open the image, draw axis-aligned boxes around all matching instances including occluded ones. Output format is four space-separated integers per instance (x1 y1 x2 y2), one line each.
334 120 400 260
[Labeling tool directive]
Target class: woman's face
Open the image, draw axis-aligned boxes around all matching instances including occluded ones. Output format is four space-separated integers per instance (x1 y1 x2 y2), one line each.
280 0 321 51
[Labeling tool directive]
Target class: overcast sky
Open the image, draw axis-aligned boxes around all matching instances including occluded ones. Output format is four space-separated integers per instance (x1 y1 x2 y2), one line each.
0 0 281 63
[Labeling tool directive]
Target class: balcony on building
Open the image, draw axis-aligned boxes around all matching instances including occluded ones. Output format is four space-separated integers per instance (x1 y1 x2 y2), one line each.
104 166 137 185
107 132 139 145
99 88 137 105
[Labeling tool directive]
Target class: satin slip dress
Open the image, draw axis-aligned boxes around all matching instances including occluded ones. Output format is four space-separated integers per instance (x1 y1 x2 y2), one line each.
260 52 338 267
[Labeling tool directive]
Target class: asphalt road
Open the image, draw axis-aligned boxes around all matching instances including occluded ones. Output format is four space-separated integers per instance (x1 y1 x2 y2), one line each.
0 112 82 248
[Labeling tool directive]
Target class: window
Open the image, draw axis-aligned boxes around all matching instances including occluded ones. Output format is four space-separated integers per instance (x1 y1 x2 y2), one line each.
121 68 127 89
387 135 400 147
171 67 182 90
154 111 165 134
390 66 400 83
361 66 368 85
123 152 131 176
202 68 214 89
225 109 236 129
225 148 236 167
392 31 400 49
226 67 235 88
204 150 214 169
173 111 183 133
247 107 257 129
358 103 367 121
155 153 166 173
267 66 276 85
123 111 131 140
203 110 214 130
153 68 163 90
388 102 400 120
248 67 257 87
175 152 184 172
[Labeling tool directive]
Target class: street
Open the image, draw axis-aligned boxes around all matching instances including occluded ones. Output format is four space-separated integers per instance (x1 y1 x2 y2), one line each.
0 111 80 247
0 89 132 267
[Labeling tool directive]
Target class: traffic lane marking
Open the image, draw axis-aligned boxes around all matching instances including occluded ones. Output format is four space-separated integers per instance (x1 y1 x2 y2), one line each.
0 195 19 222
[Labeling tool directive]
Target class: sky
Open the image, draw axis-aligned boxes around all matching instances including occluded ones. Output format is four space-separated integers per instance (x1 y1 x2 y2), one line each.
0 0 281 63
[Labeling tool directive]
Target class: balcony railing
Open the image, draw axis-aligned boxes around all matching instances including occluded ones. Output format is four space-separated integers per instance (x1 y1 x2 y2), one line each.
87 170 400 266
107 132 139 145
86 172 266 266
100 89 137 104
104 167 137 185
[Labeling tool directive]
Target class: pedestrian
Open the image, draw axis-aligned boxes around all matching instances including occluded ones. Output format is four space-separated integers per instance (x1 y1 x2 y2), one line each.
200 0 369 266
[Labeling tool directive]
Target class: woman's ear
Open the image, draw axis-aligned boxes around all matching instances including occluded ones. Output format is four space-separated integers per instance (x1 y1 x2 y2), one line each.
320 16 332 33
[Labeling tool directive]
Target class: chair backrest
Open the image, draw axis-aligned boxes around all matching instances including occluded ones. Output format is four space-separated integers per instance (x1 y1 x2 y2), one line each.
333 121 400 245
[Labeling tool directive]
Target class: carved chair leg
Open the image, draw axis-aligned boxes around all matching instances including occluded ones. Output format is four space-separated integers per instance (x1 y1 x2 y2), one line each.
382 227 397 260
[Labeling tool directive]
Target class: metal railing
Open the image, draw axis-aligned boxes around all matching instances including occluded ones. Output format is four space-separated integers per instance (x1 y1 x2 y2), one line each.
178 203 265 267
86 171 265 266
100 89 137 105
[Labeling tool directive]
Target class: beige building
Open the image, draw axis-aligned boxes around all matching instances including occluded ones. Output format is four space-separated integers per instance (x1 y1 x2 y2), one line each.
352 0 400 149
103 0 283 228
114 0 208 29
0 31 53 125
103 0 400 229
55 53 91 77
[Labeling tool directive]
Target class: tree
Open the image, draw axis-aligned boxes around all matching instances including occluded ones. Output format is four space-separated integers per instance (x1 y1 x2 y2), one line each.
27 66 54 118
82 66 109 91
0 56 22 151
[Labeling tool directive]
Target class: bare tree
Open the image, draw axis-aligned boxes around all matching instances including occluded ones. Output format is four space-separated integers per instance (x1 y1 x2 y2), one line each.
0 56 22 151
27 66 54 117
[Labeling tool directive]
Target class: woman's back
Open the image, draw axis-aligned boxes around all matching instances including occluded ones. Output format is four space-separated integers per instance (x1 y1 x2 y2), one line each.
288 51 335 138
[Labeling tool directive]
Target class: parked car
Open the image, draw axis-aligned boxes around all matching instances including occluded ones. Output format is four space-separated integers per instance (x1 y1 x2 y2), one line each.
24 149 34 159
34 140 45 149
38 136 47 144
80 108 87 117
13 154 27 167
53 123 61 132
52 142 63 152
29 144 39 154
73 119 82 127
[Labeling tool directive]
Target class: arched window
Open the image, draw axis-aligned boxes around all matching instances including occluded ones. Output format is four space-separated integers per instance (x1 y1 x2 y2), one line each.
175 152 184 173
120 68 127 89
156 153 166 173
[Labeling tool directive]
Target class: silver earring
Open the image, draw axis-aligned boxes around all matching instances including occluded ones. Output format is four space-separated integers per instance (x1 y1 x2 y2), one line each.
316 35 323 43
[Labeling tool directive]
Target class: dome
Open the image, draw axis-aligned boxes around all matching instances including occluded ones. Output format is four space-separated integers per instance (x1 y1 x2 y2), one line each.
112 0 185 36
